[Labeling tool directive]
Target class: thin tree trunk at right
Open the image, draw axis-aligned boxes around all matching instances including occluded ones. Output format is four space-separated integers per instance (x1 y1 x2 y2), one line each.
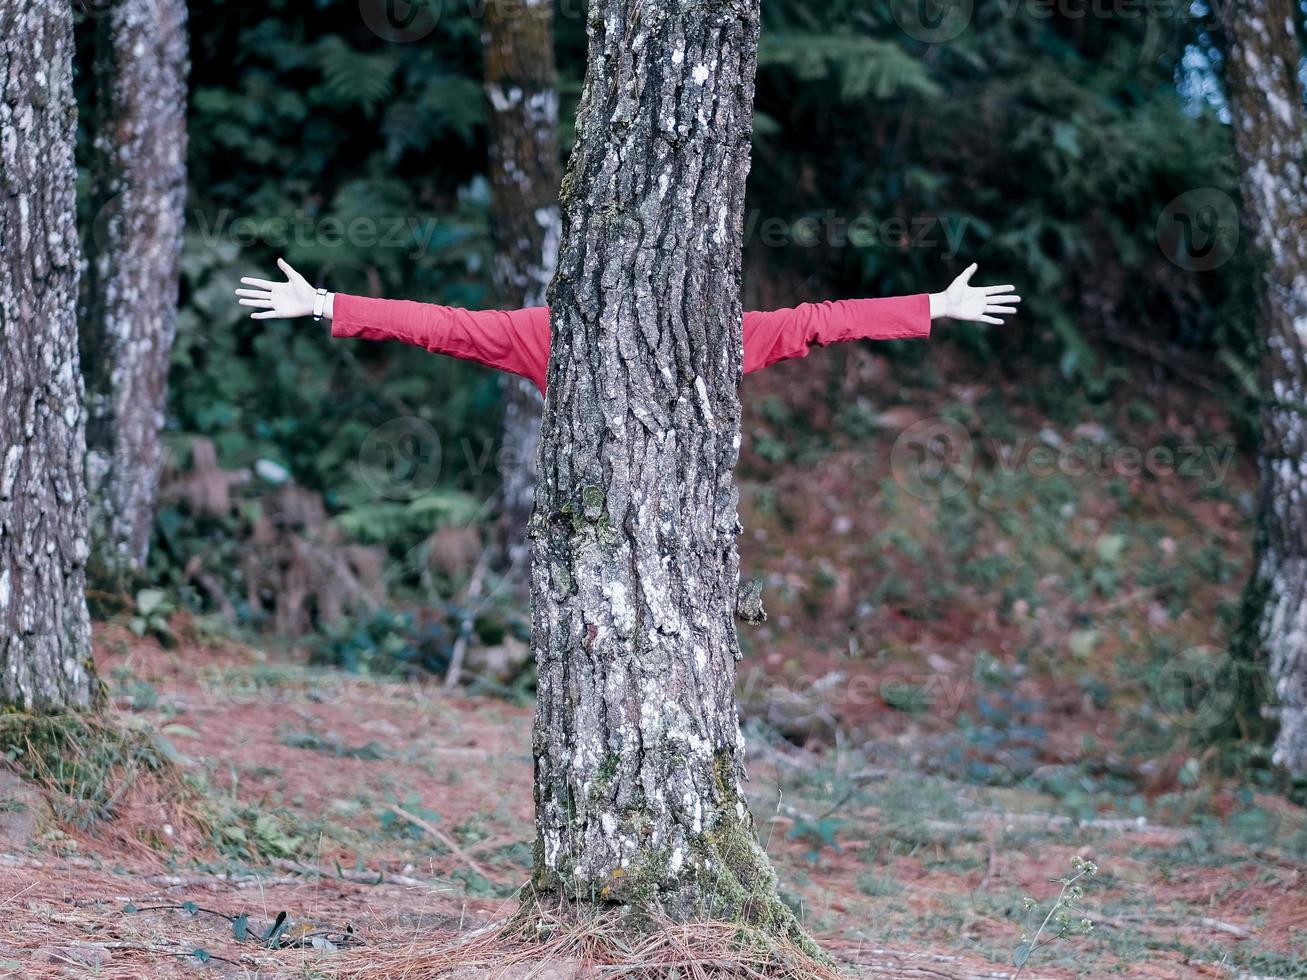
0 0 99 712
1225 0 1307 773
484 0 562 567
81 0 190 583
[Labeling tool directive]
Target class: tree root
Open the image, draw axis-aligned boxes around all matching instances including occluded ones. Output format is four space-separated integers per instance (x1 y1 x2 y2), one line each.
333 895 844 978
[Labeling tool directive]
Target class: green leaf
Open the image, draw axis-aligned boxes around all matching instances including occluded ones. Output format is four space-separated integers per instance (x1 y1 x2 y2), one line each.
264 910 289 947
1013 943 1031 967
135 588 168 617
233 913 249 942
315 36 397 114
1095 534 1126 565
1068 629 1100 660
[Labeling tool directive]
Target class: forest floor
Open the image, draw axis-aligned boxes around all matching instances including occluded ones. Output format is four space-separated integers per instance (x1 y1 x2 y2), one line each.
0 627 1303 979
3 344 1307 978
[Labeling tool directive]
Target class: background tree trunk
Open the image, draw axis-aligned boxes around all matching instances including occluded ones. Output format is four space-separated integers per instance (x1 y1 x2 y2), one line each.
529 0 806 938
81 0 190 582
483 0 561 567
0 0 98 711
1225 0 1307 773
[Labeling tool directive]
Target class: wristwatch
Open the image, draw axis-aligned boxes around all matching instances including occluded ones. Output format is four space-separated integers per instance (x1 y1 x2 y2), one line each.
313 287 329 322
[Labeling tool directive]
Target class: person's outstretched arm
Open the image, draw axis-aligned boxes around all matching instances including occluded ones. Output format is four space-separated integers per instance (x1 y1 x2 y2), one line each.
237 260 1019 391
741 264 1021 375
235 259 552 394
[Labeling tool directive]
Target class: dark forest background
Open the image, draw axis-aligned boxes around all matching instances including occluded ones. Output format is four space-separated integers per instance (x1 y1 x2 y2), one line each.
69 0 1266 655
6 1 1299 972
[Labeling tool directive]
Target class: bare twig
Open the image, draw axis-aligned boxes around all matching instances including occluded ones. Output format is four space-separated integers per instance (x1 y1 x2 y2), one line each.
381 803 496 882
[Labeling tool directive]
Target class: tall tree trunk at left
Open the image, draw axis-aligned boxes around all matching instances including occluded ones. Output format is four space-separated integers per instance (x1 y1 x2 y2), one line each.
1225 0 1307 773
483 0 561 565
0 0 99 711
529 0 812 947
81 0 189 582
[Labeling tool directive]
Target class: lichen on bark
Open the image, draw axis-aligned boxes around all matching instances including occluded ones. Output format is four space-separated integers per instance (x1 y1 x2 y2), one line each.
528 0 809 944
81 0 189 582
0 0 99 711
484 0 562 559
1224 0 1307 774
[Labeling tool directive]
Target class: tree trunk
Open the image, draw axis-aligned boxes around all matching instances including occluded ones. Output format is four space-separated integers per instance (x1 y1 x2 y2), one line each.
81 0 189 581
1225 0 1307 773
484 0 561 564
0 0 98 711
529 0 802 936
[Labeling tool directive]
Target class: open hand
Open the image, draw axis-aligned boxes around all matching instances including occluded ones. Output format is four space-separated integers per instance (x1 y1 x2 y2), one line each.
235 258 317 320
930 264 1021 325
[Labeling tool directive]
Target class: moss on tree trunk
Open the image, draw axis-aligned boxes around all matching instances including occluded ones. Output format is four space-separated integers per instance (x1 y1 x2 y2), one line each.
528 0 812 949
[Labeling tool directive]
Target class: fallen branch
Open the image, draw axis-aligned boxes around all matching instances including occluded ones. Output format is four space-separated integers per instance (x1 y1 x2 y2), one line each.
381 803 496 882
445 549 489 689
267 857 433 889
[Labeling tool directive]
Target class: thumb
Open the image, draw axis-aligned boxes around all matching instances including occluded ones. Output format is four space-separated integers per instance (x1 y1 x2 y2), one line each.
959 262 978 286
276 257 300 282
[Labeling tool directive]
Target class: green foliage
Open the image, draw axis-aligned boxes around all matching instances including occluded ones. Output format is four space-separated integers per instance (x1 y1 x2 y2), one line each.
758 33 940 101
70 0 1262 671
278 727 387 759
750 0 1254 396
0 714 185 829
1014 856 1100 977
73 0 516 658
215 804 306 860
130 589 179 648
786 816 846 861
315 36 399 114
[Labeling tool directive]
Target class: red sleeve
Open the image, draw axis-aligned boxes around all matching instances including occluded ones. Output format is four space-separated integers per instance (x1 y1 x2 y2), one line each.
742 294 932 375
331 294 551 395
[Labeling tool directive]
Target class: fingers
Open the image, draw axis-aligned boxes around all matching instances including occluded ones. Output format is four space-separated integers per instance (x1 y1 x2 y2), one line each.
985 295 1021 305
251 310 281 320
239 298 275 309
241 276 278 290
986 306 1018 315
981 284 1015 295
979 315 1003 325
235 288 272 300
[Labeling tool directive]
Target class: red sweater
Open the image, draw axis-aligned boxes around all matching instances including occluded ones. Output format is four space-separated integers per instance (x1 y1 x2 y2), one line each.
331 293 932 394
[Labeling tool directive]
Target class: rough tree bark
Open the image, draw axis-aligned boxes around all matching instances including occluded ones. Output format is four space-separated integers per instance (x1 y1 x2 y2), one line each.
484 0 561 561
81 0 189 581
1225 0 1307 773
0 0 99 711
529 0 807 939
